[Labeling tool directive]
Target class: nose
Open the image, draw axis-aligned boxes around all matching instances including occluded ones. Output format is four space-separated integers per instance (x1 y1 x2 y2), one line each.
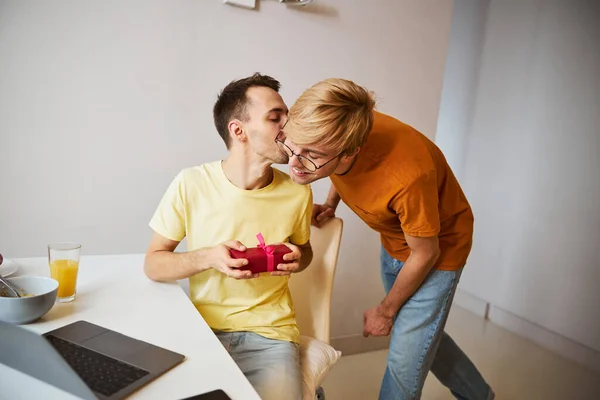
288 153 302 168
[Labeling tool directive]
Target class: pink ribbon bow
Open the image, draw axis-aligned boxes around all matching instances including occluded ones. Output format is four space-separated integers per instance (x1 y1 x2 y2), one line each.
257 233 276 272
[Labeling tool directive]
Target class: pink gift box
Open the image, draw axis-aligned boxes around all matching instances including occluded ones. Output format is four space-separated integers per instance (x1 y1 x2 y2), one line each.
230 233 292 274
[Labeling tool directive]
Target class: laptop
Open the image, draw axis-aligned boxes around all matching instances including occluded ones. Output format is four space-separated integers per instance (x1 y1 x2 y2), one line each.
0 320 186 399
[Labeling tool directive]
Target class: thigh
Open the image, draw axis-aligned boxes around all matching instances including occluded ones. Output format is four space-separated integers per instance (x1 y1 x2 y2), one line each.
214 330 234 350
387 268 461 398
233 333 303 400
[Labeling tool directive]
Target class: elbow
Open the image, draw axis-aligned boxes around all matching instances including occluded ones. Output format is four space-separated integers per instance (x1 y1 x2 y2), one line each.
143 253 162 282
429 245 441 266
415 245 440 268
299 244 314 271
406 235 440 269
304 248 314 268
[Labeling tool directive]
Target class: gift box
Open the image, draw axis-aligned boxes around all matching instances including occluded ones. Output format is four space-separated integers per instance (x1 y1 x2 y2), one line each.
230 233 292 274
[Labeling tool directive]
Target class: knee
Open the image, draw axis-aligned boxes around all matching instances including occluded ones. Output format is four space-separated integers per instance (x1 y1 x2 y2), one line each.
253 369 303 400
242 336 303 400
384 346 425 399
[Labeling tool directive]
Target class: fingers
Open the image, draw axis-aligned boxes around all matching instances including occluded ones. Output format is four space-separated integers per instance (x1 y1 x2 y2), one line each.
312 212 327 227
282 245 301 261
276 262 299 272
269 242 300 262
223 266 257 279
311 203 322 219
227 257 249 269
222 240 246 251
225 268 252 279
312 204 335 228
311 204 325 227
316 208 335 223
311 210 321 227
270 270 292 276
282 251 301 261
219 241 249 269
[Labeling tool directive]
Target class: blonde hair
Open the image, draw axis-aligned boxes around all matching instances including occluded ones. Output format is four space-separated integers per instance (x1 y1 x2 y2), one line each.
286 78 376 154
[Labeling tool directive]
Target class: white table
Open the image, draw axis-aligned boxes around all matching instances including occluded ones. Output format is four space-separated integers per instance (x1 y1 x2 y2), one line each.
5 254 261 400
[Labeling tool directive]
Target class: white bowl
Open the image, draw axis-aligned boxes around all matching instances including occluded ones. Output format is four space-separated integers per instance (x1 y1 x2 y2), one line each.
0 276 59 324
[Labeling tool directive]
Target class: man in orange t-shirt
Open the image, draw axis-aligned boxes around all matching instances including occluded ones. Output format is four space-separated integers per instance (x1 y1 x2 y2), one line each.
278 78 494 400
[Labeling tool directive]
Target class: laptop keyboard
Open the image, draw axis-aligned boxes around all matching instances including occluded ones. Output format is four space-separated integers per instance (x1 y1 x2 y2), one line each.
46 334 150 397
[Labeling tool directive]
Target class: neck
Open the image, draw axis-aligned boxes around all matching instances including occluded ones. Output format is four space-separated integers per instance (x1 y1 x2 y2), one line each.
222 147 274 190
336 154 359 176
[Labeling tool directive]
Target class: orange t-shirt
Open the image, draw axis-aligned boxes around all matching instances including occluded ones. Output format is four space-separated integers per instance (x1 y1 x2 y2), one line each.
330 111 474 271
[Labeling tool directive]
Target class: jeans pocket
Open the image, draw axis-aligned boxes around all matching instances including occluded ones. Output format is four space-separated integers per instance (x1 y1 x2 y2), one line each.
390 258 404 274
381 247 403 273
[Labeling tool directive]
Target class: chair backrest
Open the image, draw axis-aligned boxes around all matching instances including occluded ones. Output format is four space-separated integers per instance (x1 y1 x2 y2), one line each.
289 217 343 344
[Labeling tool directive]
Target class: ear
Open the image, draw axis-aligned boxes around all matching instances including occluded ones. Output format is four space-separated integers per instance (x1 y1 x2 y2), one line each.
334 147 361 175
228 119 247 144
343 146 361 159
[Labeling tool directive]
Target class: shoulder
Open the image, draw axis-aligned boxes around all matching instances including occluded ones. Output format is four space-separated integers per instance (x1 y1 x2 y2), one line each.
176 161 221 182
372 110 413 133
162 162 222 200
364 112 437 185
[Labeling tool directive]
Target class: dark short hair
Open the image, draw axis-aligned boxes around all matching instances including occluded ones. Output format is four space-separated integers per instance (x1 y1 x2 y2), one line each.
213 73 281 148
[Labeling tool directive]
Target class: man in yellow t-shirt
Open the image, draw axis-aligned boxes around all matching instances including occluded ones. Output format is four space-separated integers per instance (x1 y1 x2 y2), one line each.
144 73 313 400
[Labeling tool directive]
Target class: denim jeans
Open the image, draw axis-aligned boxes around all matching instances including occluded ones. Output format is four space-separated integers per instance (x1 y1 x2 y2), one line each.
379 247 494 400
215 331 302 400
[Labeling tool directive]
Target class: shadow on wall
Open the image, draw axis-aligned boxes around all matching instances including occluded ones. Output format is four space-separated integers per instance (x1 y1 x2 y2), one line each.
285 3 339 18
246 1 339 18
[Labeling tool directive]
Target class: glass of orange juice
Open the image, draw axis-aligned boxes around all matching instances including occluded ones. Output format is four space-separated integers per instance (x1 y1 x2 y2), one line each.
48 242 81 302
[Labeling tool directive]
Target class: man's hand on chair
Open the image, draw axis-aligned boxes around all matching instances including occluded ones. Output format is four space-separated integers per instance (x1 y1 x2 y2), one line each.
312 203 336 227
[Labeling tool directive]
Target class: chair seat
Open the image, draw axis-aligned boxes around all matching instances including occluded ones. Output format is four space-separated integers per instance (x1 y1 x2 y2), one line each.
299 335 341 400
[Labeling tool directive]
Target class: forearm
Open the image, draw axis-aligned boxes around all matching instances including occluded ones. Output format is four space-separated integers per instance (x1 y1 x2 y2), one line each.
380 250 440 316
325 184 341 208
144 248 209 282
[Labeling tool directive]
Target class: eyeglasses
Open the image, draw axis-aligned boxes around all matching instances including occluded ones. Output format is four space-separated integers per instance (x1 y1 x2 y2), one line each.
275 131 342 172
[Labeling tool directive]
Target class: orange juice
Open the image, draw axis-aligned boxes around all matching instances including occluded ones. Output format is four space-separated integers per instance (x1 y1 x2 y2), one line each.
50 259 79 298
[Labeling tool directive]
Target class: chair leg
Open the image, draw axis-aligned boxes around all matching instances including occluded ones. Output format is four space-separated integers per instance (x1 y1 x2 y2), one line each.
315 386 326 400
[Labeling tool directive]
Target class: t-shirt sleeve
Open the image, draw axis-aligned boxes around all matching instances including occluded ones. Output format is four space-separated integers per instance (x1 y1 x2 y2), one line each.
390 170 440 237
290 187 313 246
149 171 187 242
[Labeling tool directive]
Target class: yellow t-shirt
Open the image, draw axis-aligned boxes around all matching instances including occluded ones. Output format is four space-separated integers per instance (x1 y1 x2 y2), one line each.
149 161 312 343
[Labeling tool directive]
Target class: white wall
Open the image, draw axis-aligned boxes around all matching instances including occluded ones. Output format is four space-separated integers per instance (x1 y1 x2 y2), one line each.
435 0 488 180
0 0 453 340
440 0 600 356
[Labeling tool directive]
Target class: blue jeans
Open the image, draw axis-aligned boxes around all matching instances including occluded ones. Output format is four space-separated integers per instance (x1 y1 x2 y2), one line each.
379 247 494 400
215 331 302 400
